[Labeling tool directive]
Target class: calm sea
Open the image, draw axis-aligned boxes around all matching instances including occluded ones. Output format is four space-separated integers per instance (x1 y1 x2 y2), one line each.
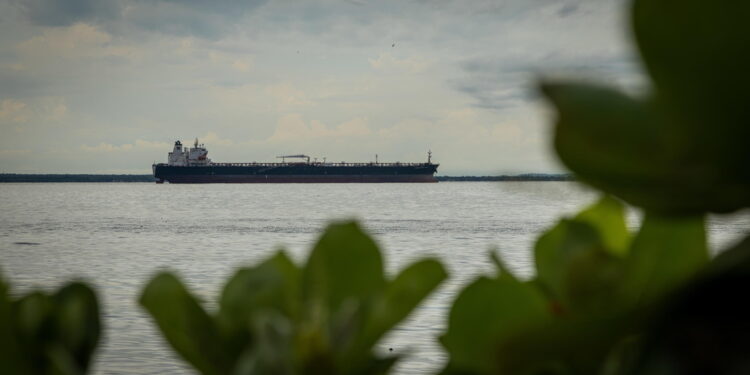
1 182 748 374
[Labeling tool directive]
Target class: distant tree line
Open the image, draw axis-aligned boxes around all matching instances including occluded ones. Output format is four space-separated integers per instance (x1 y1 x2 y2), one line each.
437 174 574 181
0 174 157 182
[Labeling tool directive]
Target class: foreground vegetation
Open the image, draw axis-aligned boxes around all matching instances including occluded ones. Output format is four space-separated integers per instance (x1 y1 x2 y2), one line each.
2 0 749 373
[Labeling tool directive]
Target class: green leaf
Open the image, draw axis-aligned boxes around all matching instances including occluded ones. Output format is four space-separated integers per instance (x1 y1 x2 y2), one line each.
563 246 625 315
217 251 301 366
0 273 32 375
441 277 550 373
621 214 708 305
535 218 625 313
489 249 519 282
220 251 301 328
53 282 101 373
541 1 750 215
534 219 601 299
540 82 713 215
140 272 231 375
303 221 386 317
0 276 103 375
632 0 750 195
231 312 296 375
575 196 631 256
13 292 54 348
629 236 750 375
362 259 447 350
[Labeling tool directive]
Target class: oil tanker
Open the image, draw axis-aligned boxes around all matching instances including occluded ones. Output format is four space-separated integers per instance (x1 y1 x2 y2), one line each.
152 140 439 183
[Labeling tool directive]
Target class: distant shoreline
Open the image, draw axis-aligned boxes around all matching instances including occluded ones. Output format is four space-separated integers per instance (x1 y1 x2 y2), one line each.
0 173 574 182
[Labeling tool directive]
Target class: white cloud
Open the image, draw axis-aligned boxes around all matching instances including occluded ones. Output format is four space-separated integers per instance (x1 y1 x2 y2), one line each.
369 53 430 74
0 100 28 123
264 84 314 109
81 142 133 152
16 23 139 61
0 97 67 124
80 139 171 152
231 60 252 72
0 149 31 156
198 132 235 146
269 114 372 142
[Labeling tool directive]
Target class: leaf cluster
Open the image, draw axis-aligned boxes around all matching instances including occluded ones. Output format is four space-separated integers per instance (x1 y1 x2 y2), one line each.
139 221 447 375
441 197 709 374
0 273 101 375
439 0 750 373
541 0 750 215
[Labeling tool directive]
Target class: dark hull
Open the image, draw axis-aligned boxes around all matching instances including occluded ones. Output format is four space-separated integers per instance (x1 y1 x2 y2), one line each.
158 174 437 183
153 163 439 183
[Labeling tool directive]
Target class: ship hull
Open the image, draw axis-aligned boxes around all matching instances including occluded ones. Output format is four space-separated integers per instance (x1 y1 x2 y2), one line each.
153 164 439 183
157 174 437 183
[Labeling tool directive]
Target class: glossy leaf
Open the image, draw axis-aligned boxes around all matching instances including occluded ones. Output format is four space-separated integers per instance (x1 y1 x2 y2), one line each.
0 274 101 375
232 312 296 375
303 221 386 317
488 312 635 375
53 283 101 373
540 82 710 215
13 293 54 349
0 274 31 375
633 0 750 170
575 196 631 256
441 277 550 373
562 245 625 315
362 259 447 350
621 214 708 305
630 235 750 375
141 221 444 375
541 0 750 214
220 251 301 329
531 202 638 313
534 219 601 301
140 273 231 375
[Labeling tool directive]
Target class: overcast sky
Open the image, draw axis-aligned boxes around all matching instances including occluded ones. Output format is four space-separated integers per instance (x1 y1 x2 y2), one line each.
0 0 642 174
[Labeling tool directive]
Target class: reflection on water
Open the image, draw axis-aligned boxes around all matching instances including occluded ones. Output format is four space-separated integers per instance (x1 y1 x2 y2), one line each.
1 182 748 374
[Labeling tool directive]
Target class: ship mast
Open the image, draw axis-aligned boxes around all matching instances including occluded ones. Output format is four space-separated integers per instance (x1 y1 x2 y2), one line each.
428 150 432 164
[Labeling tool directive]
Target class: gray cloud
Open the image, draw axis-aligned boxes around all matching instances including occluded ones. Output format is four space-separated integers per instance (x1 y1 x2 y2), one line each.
557 4 580 18
15 0 269 38
453 53 645 111
16 0 121 26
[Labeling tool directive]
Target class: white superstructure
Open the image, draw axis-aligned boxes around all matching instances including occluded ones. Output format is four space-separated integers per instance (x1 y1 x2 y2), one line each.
167 139 211 166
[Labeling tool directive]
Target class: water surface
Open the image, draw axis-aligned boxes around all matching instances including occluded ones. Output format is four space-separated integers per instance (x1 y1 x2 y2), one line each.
1 182 747 374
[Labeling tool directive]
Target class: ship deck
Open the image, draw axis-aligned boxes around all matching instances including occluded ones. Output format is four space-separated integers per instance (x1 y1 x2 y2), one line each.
153 162 435 168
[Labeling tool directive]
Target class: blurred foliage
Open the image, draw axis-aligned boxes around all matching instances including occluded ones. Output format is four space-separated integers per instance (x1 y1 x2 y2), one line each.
632 237 750 375
440 197 710 374
0 272 101 375
140 221 447 375
441 0 750 373
541 0 750 215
